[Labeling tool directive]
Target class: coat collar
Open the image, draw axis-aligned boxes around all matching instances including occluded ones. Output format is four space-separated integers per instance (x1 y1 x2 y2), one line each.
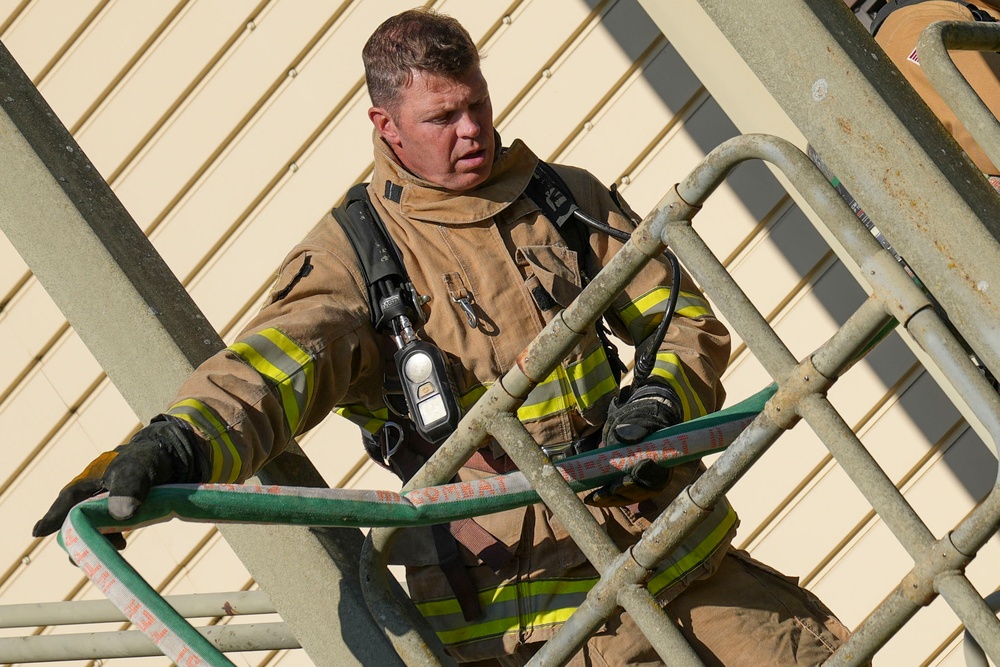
371 129 538 224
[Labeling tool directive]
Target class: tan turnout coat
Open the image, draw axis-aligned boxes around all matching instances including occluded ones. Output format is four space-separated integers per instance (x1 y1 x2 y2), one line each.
876 0 1000 175
165 134 735 660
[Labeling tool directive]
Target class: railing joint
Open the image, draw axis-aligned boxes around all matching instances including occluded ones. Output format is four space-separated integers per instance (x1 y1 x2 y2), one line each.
901 536 972 606
863 251 935 329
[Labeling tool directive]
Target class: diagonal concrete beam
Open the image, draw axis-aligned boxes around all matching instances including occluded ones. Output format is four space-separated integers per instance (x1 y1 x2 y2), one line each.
672 0 1000 380
640 0 1000 447
0 40 402 666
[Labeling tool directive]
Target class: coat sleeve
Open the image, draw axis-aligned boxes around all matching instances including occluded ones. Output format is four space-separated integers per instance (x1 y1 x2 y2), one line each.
163 217 383 483
560 167 731 420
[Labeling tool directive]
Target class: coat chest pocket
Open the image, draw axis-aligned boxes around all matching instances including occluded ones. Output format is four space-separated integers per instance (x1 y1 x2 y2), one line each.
516 244 615 424
515 245 583 315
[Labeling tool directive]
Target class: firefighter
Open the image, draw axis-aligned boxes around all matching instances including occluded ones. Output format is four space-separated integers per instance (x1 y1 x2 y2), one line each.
34 9 853 666
873 0 1000 180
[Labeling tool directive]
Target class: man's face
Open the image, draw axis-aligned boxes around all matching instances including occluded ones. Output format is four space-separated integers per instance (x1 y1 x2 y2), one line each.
369 67 495 191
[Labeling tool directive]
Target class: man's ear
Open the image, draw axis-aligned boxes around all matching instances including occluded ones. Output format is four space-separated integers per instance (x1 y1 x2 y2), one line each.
369 107 401 147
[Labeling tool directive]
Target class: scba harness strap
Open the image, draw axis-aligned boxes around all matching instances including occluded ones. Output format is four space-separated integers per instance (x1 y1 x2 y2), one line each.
331 161 627 621
334 160 626 473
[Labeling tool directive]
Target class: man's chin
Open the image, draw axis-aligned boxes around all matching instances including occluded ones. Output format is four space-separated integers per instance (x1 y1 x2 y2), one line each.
448 167 492 192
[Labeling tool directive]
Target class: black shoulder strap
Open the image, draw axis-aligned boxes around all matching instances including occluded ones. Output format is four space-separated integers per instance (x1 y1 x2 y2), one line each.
524 161 591 266
332 163 623 385
335 163 592 334
525 161 578 228
524 161 629 383
331 184 419 332
968 2 998 22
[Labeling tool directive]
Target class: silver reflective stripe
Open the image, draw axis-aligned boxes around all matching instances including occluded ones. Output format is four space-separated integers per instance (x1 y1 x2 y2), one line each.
519 368 572 420
418 580 592 645
520 346 617 421
418 500 737 647
566 347 616 410
647 500 736 595
166 400 240 483
651 352 706 421
621 287 712 342
229 329 314 435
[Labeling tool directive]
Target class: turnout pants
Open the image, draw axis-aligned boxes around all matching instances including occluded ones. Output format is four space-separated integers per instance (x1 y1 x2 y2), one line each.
466 548 853 667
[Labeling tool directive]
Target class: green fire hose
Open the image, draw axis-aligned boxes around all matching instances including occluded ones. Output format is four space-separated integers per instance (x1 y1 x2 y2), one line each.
58 384 774 666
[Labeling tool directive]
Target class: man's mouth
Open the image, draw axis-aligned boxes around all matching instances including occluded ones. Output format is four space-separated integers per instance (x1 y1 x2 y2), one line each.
457 149 487 169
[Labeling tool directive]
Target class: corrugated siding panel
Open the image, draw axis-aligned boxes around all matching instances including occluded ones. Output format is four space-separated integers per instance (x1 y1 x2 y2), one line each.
75 0 263 175
110 2 338 231
37 0 183 130
149 1 417 318
561 40 703 183
0 1 990 665
1 0 102 80
481 0 599 114
498 0 662 158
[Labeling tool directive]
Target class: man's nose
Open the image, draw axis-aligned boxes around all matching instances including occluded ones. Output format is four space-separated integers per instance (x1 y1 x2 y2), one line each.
457 111 480 138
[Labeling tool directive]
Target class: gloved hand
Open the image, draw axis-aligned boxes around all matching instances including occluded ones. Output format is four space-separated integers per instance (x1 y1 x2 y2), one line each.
602 379 683 448
32 416 208 548
584 459 673 508
585 380 682 508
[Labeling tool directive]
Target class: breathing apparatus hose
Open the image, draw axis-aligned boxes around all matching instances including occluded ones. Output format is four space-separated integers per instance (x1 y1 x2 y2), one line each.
569 207 682 386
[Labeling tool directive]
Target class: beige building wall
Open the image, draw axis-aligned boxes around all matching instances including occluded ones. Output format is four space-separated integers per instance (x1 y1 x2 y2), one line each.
0 1 995 665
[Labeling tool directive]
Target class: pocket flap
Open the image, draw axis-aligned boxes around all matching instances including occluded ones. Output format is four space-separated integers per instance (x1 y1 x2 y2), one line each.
515 245 582 308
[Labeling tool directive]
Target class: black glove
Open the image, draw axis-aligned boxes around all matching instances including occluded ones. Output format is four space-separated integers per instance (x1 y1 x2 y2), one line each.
584 459 672 508
602 379 683 448
585 380 683 508
32 416 208 547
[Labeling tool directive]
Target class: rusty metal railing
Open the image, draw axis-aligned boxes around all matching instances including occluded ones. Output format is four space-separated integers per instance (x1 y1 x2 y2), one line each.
358 123 1000 665
919 20 1000 179
7 12 999 666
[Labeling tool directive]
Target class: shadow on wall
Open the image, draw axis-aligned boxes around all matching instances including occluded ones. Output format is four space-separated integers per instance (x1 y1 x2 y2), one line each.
592 0 995 505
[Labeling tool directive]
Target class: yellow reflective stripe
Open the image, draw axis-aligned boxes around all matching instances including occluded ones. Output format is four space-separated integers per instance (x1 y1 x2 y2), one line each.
648 503 738 595
676 303 713 319
524 604 577 631
420 502 737 647
458 384 487 411
335 405 389 434
457 350 614 422
618 287 713 341
518 367 574 421
418 576 593 618
229 328 314 436
566 346 617 409
417 580 517 617
649 352 708 420
166 399 241 483
418 577 594 645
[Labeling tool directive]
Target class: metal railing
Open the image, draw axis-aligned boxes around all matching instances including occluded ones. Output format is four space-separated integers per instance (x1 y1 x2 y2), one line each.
358 128 1000 666
0 591 297 663
4 14 1000 667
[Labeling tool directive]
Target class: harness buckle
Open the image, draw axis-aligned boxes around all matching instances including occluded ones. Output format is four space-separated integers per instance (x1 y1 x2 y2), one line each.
542 431 602 461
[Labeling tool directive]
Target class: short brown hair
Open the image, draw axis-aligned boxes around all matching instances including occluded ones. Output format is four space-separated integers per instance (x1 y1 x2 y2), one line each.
363 9 480 112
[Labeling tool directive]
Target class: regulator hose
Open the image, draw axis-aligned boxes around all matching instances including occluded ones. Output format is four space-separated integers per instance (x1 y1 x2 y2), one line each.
570 207 682 385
